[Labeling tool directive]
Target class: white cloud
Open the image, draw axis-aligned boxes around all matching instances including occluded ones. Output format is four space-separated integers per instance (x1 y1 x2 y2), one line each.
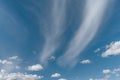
40 0 67 65
9 56 18 60
112 68 120 74
89 78 93 80
90 75 111 80
91 67 120 80
51 73 61 78
0 56 21 72
94 48 100 53
0 56 43 80
0 59 13 65
58 78 67 80
27 64 43 71
0 69 43 80
16 66 20 69
102 41 120 57
58 0 109 67
80 59 91 64
103 69 111 74
0 56 20 65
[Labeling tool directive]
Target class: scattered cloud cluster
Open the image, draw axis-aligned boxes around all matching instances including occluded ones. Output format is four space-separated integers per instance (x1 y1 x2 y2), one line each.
80 59 91 64
90 67 120 80
0 69 43 80
0 56 19 65
0 56 68 80
102 41 120 57
0 59 13 65
0 56 20 71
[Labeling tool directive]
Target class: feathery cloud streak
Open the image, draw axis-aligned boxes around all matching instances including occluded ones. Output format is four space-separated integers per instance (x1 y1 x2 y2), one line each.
58 0 109 67
40 0 66 64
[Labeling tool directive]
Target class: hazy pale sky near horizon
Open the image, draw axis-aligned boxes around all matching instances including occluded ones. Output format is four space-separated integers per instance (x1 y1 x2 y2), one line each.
0 0 120 80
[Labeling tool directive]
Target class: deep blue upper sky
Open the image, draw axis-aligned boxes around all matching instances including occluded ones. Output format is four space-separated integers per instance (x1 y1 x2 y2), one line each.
0 0 120 80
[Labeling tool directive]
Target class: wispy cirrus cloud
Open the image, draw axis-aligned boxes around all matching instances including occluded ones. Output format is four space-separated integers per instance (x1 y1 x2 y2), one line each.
58 0 110 67
40 0 67 65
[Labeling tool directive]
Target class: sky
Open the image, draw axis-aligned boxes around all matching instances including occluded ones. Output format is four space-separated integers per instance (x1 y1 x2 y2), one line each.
0 0 120 80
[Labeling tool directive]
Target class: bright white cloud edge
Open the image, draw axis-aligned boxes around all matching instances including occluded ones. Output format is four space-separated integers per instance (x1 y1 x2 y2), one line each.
102 41 120 57
27 64 43 71
51 73 61 78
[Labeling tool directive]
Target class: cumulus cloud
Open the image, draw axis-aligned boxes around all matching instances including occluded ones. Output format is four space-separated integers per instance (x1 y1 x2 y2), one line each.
27 64 43 71
58 0 110 67
51 73 61 78
0 56 43 80
102 41 120 57
0 69 43 80
80 59 91 64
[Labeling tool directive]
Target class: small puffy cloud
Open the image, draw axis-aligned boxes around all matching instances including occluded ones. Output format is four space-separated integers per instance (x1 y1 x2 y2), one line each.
102 41 120 57
89 78 93 80
51 73 61 78
94 48 100 53
27 64 43 71
58 78 67 80
0 59 13 65
9 56 18 60
103 69 111 74
16 66 20 69
80 59 91 64
0 69 43 80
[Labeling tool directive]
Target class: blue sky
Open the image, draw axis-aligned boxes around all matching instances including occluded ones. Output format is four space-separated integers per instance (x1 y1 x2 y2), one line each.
0 0 120 80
